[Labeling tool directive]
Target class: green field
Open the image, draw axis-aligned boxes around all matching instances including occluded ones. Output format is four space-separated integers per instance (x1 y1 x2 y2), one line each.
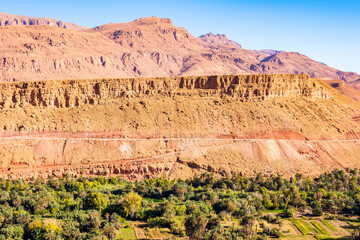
265 209 286 214
290 219 315 235
283 219 352 240
119 228 137 239
312 221 330 235
321 220 337 231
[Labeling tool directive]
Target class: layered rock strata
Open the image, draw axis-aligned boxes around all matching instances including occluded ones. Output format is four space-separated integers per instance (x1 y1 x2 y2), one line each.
0 74 328 109
0 74 359 180
1 138 360 180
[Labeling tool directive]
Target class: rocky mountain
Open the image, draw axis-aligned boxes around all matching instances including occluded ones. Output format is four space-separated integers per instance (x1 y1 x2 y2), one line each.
349 79 360 90
0 14 358 83
0 12 88 30
256 49 284 56
199 32 243 49
1 15 360 179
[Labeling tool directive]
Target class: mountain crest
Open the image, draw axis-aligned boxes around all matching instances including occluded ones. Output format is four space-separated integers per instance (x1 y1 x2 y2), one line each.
0 12 88 30
199 32 243 49
0 13 358 83
133 16 173 25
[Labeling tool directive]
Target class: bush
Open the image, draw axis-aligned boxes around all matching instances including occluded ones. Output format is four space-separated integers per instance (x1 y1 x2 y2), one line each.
284 206 297 218
185 213 208 240
27 218 62 240
84 192 108 212
312 206 323 216
175 205 187 216
0 224 24 239
120 192 142 219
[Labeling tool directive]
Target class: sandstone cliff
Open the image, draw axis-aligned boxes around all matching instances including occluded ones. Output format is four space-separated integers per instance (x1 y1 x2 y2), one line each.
0 74 360 180
0 74 328 109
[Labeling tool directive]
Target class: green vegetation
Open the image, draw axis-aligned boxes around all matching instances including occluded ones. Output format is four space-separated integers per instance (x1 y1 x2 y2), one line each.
322 220 337 231
314 236 343 240
118 227 137 239
290 219 313 235
0 169 358 239
312 221 330 235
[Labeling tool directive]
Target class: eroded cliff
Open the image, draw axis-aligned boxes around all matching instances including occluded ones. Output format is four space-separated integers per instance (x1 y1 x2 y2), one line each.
0 74 360 180
0 74 328 109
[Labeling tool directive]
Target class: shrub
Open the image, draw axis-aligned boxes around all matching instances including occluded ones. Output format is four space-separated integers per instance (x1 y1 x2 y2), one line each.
284 206 297 218
185 213 208 240
84 192 108 212
120 192 142 219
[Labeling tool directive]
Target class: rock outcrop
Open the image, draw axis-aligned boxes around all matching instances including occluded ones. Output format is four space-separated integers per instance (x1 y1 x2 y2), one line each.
0 74 360 179
0 74 329 109
199 33 243 49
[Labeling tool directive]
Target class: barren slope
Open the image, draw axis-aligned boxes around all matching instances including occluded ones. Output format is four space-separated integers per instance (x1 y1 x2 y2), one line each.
0 12 88 30
253 52 359 82
0 16 358 82
349 79 360 91
1 74 360 179
0 25 139 81
325 80 360 102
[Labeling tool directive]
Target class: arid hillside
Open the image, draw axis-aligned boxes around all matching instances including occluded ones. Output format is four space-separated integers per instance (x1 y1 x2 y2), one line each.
1 74 360 180
325 79 360 102
0 15 358 82
0 12 88 30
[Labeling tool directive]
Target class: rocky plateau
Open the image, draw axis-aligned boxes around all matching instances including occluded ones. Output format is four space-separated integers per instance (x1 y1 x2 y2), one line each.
0 74 360 180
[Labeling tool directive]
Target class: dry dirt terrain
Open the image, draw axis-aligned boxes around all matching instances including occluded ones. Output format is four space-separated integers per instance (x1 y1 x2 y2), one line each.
1 74 360 179
0 15 358 83
325 79 360 102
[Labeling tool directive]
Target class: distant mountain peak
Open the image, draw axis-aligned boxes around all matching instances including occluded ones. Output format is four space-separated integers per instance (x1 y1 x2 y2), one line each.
257 49 284 56
0 12 88 30
133 16 173 25
199 32 242 49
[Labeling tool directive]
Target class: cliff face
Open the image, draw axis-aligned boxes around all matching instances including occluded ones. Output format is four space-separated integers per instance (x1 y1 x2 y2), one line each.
0 74 328 109
0 74 360 180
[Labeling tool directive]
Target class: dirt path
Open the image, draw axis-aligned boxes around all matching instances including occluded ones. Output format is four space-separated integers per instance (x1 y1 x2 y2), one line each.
1 130 360 142
3 136 360 142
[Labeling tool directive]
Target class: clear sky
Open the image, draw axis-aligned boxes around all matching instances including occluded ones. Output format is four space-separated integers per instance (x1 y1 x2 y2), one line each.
2 0 360 74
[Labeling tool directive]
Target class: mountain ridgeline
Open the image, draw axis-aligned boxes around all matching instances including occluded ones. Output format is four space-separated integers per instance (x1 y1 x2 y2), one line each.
0 14 358 82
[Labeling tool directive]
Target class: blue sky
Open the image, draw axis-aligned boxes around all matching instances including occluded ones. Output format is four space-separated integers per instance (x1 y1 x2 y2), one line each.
2 0 360 73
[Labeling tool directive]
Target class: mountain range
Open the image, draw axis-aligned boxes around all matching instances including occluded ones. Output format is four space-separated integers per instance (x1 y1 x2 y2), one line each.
0 12 88 30
0 13 358 83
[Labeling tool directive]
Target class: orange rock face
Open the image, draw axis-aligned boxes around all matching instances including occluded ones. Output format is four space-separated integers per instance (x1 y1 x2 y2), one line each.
0 74 360 179
0 74 328 109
